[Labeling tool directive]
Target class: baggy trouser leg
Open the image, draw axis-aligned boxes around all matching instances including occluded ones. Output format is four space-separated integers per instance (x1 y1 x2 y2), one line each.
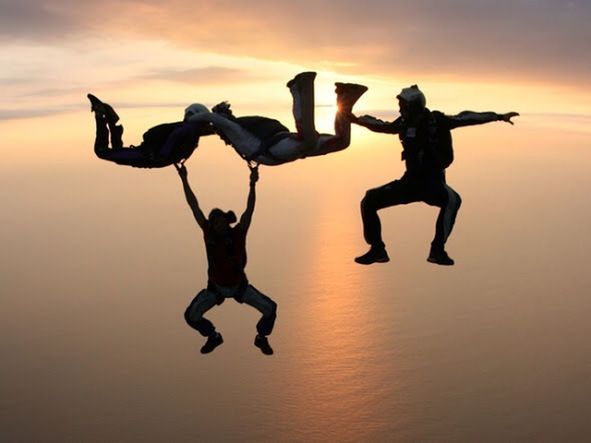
330 109 351 150
242 285 277 336
184 289 219 337
287 72 317 149
361 180 414 248
431 184 462 252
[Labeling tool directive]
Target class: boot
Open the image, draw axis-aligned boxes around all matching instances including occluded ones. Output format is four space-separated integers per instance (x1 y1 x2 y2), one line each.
87 93 120 124
254 335 274 355
335 83 368 113
427 246 455 266
355 246 390 265
200 332 224 354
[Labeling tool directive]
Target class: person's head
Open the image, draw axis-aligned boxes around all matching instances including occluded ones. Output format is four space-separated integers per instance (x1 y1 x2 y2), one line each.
208 208 237 234
184 103 209 122
396 85 426 118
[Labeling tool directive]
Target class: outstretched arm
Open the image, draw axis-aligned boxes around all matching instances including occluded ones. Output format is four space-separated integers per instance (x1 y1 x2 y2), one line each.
185 110 234 127
349 113 403 134
238 165 259 232
446 111 519 129
175 163 207 230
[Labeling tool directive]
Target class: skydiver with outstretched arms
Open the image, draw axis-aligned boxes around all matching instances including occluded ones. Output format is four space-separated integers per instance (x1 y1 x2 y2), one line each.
177 163 277 355
351 85 519 266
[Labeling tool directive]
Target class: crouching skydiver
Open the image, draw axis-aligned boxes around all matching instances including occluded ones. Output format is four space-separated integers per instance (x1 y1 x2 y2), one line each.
88 94 214 168
352 85 519 266
177 163 277 355
183 72 368 165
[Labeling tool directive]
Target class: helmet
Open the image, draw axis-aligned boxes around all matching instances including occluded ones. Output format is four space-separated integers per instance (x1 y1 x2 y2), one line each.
396 85 426 109
184 103 209 121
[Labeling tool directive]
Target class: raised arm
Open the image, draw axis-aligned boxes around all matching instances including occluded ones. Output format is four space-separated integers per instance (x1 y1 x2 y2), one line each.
237 165 258 232
349 114 403 134
175 163 207 230
446 111 519 129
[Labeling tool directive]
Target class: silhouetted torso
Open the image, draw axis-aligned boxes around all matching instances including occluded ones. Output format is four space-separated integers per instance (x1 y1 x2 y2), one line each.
396 108 453 181
204 226 248 286
141 120 208 162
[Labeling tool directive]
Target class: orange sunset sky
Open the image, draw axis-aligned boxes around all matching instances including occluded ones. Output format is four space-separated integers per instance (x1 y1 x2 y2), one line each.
1 0 590 131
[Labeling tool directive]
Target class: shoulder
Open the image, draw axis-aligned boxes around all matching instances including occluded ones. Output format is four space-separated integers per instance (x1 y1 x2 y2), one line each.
232 224 248 238
431 110 452 127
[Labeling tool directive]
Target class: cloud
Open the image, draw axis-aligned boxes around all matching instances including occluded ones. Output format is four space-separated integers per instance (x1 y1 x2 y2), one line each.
138 66 271 84
1 0 590 88
0 106 76 120
0 1 78 40
0 101 177 121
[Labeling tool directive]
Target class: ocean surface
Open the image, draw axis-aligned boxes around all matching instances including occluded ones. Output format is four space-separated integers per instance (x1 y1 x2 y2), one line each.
1 109 591 441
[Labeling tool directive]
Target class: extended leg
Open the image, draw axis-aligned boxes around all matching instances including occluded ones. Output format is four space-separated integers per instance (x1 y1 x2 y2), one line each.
91 104 155 166
287 71 317 150
88 94 123 148
306 83 368 157
94 114 110 154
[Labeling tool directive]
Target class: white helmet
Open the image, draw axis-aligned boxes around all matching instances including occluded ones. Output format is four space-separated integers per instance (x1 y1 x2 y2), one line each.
396 85 426 109
184 103 209 121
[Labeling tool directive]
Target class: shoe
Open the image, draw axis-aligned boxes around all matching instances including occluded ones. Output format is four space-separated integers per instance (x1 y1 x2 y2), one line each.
354 247 390 265
87 93 103 112
427 249 455 266
286 71 317 88
87 93 119 124
254 335 274 355
200 332 223 354
335 83 368 112
110 124 124 149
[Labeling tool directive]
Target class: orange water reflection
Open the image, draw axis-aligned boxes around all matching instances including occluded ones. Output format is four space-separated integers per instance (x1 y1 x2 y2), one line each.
276 197 407 441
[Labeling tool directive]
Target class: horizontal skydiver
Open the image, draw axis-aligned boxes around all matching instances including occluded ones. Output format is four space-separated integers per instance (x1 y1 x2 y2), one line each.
87 94 214 168
185 72 368 165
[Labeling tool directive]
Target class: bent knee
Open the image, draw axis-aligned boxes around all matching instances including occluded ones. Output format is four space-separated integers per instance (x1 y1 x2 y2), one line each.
268 300 277 316
184 290 209 323
260 298 277 317
453 192 462 210
361 190 379 209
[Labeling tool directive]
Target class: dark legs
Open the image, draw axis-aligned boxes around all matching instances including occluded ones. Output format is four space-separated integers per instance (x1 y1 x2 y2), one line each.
242 285 277 337
357 178 462 265
184 285 277 354
88 94 123 149
94 114 110 155
360 180 417 249
91 107 151 166
184 289 219 337
427 184 462 265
